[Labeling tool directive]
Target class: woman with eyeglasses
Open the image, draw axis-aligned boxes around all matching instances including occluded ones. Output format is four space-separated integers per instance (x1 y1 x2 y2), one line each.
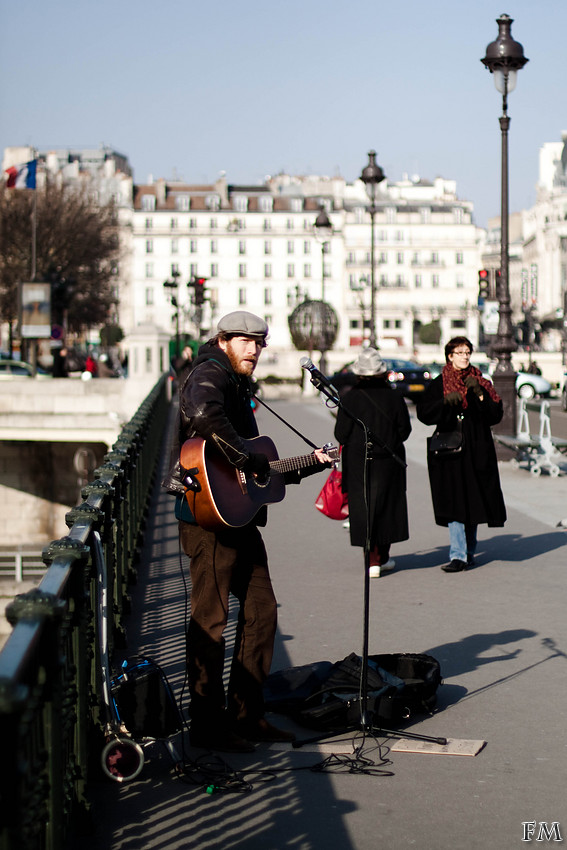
416 336 506 572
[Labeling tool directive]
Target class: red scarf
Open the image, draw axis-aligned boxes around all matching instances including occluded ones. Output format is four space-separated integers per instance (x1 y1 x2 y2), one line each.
441 364 501 409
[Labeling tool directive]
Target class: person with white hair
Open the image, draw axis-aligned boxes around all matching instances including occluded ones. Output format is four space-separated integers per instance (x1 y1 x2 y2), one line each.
334 348 411 578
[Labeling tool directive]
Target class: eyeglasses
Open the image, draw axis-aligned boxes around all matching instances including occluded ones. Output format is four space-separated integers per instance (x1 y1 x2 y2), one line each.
452 350 471 356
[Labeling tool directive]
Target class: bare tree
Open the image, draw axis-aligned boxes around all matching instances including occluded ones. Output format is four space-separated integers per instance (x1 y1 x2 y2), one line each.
0 179 120 338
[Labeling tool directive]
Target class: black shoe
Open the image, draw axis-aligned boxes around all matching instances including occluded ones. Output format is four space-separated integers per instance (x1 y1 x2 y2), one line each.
235 718 296 743
467 555 475 567
441 559 467 572
190 727 255 753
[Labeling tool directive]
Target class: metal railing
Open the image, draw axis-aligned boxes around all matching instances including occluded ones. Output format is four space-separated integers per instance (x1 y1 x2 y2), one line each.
0 375 170 850
0 551 45 583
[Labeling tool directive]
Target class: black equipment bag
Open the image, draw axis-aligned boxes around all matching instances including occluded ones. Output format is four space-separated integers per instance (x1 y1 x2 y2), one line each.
110 657 182 739
264 652 442 732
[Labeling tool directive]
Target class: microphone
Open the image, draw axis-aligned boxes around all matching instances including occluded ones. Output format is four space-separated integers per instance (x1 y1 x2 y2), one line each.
300 357 340 401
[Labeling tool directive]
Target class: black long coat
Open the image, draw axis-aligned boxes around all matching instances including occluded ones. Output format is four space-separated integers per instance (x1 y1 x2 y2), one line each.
334 378 411 549
416 375 506 528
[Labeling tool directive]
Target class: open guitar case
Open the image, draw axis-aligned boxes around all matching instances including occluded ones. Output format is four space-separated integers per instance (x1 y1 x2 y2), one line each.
263 652 442 733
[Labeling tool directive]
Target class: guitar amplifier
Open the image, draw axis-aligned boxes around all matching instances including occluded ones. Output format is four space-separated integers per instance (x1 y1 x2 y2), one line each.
110 657 182 739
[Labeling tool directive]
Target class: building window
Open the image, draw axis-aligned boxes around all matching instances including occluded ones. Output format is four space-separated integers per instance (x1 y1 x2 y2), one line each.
264 240 272 255
451 318 466 329
379 252 388 264
206 195 220 210
145 263 154 278
170 218 178 230
286 218 294 230
234 196 248 212
287 264 295 278
189 218 197 229
264 264 272 278
287 241 294 254
395 230 404 242
264 288 272 305
239 240 246 255
145 218 153 230
145 239 153 253
432 274 440 288
304 264 312 278
415 274 422 288
291 198 303 212
141 195 156 211
453 207 464 224
171 239 179 254
239 264 247 278
421 207 431 223
259 196 273 212
397 252 404 264
456 252 464 264
210 240 218 254
176 195 190 211
431 252 439 264
304 241 311 254
210 218 218 229
456 275 464 289
190 263 198 276
145 287 154 305
190 240 198 253
238 288 246 305
263 219 272 232
323 262 331 279
210 263 218 277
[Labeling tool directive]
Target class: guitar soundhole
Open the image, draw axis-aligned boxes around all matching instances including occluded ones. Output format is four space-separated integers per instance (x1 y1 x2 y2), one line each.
253 473 271 489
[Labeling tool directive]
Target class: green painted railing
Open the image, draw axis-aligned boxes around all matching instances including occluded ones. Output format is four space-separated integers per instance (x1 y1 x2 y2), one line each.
0 376 170 850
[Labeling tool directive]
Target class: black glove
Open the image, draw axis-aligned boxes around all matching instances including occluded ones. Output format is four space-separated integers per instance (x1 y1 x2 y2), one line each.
443 391 462 406
464 375 483 397
242 452 271 482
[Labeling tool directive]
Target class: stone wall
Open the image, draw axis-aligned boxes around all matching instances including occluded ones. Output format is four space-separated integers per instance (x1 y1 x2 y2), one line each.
0 439 107 545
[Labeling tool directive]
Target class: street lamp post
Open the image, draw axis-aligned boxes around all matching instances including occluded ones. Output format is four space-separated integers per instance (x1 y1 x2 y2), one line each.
360 150 385 349
163 269 181 359
313 206 332 301
481 14 528 435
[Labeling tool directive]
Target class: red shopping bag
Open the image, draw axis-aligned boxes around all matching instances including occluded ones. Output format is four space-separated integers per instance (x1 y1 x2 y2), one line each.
315 468 348 520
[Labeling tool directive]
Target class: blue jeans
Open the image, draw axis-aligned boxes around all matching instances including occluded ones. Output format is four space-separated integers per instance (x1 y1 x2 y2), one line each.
448 521 477 563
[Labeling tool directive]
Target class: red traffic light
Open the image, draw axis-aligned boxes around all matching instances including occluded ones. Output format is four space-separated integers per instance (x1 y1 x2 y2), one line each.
478 269 490 299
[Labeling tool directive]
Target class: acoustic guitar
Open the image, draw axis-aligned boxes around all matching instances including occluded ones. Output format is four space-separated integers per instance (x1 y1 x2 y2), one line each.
179 435 338 531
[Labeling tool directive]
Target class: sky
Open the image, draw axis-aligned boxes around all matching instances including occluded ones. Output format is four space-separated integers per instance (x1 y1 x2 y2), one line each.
1 0 565 228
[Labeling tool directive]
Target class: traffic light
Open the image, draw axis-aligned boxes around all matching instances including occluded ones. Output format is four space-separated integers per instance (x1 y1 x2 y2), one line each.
193 277 207 306
478 269 490 300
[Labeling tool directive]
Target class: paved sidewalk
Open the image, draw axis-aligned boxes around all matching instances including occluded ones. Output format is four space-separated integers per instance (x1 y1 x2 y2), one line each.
82 398 567 850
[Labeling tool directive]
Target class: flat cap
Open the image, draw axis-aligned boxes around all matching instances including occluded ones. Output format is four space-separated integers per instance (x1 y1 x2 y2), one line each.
217 311 269 339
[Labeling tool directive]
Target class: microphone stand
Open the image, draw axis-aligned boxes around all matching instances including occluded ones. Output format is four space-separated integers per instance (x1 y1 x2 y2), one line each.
294 375 447 748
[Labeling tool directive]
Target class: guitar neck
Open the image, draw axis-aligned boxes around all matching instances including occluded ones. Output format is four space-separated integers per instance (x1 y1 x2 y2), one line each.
269 453 322 476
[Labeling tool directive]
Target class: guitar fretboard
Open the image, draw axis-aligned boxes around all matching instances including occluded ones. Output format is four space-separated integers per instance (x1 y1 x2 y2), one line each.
269 449 337 475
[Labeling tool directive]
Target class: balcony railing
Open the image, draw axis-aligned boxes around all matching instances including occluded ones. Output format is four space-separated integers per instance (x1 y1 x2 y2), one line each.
0 375 169 850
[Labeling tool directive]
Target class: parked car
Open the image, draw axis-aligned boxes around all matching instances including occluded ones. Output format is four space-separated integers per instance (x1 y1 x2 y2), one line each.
0 360 50 378
329 358 432 402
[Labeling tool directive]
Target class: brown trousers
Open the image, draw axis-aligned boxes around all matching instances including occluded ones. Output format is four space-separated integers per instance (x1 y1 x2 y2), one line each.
179 521 277 729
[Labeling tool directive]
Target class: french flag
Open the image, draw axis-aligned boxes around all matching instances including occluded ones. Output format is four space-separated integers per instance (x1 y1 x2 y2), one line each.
5 160 37 189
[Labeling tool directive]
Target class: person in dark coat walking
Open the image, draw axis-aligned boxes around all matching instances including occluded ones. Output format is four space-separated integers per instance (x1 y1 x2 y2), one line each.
334 348 411 577
416 336 506 572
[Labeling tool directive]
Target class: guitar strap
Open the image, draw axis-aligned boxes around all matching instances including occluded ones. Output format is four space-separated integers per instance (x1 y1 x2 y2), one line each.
252 395 319 450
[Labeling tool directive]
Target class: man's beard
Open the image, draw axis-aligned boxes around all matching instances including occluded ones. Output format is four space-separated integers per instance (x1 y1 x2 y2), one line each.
225 342 256 376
